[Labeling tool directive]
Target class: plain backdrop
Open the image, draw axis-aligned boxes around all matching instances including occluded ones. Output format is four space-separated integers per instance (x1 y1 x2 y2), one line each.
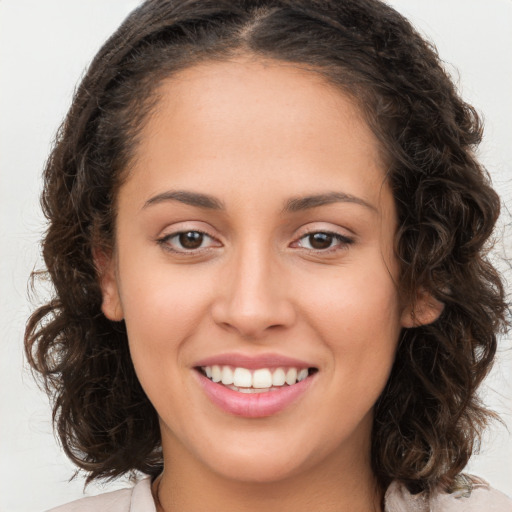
1 1 511 511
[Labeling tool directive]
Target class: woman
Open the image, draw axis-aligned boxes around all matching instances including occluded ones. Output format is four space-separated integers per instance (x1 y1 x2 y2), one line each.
25 0 511 510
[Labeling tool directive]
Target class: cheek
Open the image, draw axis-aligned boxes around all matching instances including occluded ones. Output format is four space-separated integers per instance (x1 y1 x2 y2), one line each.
118 263 216 366
303 260 401 335
118 267 219 426
300 260 401 381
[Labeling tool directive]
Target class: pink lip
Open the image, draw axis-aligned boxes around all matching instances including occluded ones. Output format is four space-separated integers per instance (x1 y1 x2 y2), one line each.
193 352 314 370
194 370 316 418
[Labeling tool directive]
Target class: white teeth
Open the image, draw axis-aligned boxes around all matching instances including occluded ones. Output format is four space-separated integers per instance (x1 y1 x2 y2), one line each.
237 387 255 394
272 367 286 386
211 365 222 383
253 368 273 388
236 386 277 394
221 366 234 385
285 367 297 385
201 365 312 389
233 367 252 387
297 368 309 382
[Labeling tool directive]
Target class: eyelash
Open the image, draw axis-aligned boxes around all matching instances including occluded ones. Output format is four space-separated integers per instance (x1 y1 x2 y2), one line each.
156 230 218 254
156 230 354 255
292 231 354 253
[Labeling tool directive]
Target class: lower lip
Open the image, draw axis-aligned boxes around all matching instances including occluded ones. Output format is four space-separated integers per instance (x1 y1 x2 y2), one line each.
195 371 315 418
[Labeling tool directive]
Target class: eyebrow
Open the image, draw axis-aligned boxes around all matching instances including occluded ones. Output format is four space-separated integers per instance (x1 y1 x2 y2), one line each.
283 192 377 213
143 190 225 210
142 189 376 213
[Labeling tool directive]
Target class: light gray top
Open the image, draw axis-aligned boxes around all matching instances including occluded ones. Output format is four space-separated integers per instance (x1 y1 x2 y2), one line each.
47 476 512 511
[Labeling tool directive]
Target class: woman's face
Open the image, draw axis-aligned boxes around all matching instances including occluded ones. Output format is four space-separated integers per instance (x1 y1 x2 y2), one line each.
101 58 413 483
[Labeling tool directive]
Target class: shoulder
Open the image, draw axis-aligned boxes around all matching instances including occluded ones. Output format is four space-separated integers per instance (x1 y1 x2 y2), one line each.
385 475 512 512
45 477 155 512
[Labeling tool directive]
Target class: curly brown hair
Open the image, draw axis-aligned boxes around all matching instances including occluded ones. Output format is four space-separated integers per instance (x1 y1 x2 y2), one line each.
25 0 510 494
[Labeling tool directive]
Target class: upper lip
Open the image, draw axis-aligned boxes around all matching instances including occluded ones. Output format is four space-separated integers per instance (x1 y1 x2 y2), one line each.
193 353 316 370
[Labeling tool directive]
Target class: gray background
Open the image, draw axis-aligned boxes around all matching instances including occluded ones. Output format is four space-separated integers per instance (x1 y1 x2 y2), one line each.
1 1 511 510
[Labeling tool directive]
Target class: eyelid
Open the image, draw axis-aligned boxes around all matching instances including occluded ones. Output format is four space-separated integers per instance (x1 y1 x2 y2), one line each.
290 226 355 253
293 222 355 241
156 227 222 254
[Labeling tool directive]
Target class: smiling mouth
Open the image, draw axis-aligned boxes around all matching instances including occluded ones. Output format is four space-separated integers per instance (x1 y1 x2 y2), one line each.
197 365 318 393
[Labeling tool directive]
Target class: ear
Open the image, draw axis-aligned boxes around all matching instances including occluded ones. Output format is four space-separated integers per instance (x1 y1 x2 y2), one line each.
400 288 444 328
94 247 124 322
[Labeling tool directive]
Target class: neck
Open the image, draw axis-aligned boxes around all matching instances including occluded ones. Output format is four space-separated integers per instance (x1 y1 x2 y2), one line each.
154 434 383 512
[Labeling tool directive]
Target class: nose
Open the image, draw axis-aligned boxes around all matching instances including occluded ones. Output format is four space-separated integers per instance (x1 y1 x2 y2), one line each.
211 242 296 340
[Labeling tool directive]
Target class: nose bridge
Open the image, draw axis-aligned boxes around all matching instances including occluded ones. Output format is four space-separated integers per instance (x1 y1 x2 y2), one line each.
212 236 294 338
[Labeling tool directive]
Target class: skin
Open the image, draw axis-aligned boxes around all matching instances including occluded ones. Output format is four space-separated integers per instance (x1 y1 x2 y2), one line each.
100 57 439 512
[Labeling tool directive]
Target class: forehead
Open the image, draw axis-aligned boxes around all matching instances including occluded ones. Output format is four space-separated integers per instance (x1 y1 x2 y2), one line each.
125 57 389 210
149 58 375 154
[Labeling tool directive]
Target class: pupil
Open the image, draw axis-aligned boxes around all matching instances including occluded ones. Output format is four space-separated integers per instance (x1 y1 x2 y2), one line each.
309 233 332 250
179 231 203 249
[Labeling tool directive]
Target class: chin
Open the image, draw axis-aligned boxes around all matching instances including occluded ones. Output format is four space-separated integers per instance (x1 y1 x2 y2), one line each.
208 452 312 484
193 426 336 485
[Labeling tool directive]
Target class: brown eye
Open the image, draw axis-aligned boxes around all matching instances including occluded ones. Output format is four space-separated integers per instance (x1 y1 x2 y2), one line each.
158 230 219 253
293 231 353 252
307 233 333 250
178 231 204 249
